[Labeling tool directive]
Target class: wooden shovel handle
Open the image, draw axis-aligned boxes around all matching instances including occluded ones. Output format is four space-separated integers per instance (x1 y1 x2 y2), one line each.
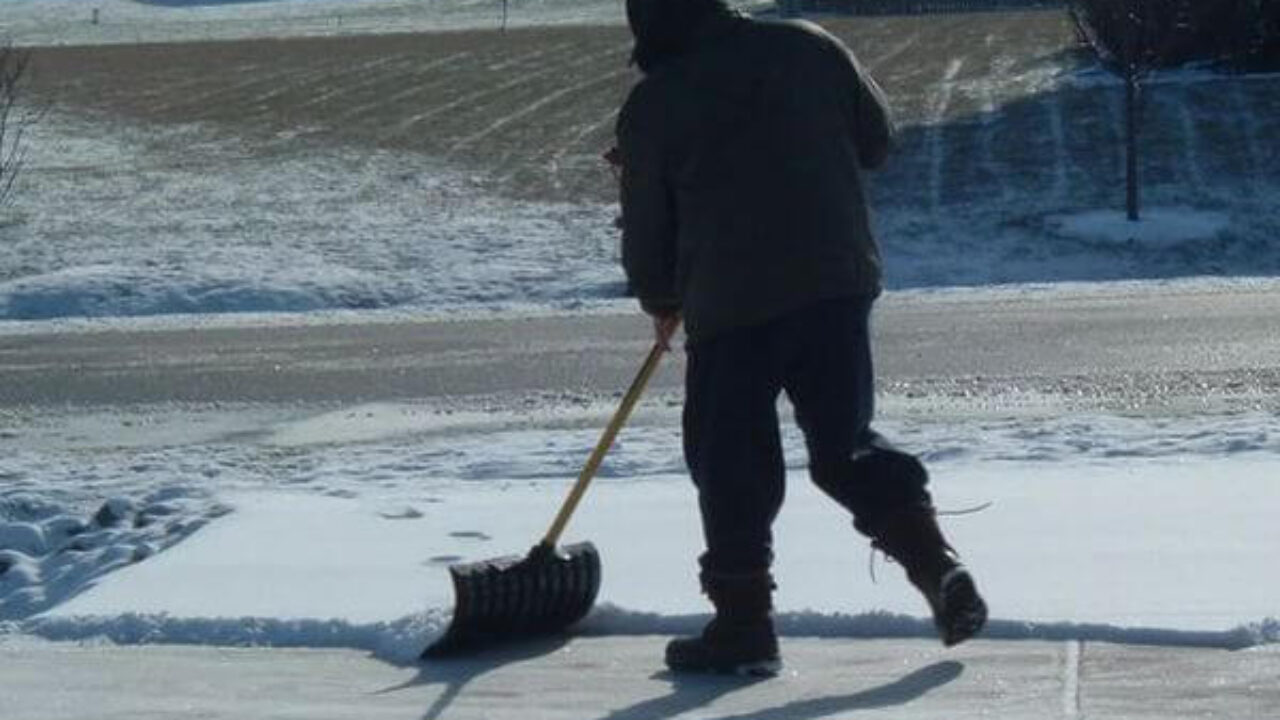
541 339 669 547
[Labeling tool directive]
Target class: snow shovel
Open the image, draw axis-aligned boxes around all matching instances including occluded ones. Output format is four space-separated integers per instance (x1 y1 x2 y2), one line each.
422 338 670 658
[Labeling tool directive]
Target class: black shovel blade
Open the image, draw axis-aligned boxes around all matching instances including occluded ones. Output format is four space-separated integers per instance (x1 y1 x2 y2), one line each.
421 541 601 659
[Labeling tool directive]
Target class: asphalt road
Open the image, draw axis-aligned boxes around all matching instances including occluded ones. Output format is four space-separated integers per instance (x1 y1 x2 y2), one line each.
1 282 1278 412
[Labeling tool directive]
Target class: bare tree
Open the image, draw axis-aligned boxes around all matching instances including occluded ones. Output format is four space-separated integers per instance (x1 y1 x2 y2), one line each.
1119 2 1146 222
1071 0 1195 221
1 44 37 210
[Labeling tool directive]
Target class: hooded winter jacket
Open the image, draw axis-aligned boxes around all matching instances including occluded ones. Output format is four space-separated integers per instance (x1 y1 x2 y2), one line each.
617 6 895 341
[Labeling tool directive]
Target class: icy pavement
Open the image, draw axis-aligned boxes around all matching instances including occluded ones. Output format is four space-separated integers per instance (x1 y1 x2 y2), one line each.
2 635 1276 720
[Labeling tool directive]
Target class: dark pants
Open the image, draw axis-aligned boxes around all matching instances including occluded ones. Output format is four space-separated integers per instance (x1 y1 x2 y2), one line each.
683 295 933 575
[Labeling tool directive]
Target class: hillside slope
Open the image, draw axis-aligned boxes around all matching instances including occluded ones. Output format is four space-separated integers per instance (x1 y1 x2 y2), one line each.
19 10 1280 292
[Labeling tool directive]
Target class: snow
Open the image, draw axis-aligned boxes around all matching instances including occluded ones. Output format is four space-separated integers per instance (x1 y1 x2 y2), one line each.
4 404 1279 665
1047 208 1231 247
0 5 1277 716
0 488 227 619
2 114 629 323
0 0 632 46
4 102 1276 324
1 7 1277 323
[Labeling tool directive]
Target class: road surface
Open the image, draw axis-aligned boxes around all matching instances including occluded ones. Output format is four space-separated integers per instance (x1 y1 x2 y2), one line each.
2 283 1278 413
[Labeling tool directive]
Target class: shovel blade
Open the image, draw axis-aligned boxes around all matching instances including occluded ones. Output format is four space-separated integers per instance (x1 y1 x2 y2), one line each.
421 541 601 659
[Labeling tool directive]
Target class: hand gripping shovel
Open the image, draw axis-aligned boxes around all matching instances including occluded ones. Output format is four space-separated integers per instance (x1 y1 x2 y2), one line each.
422 339 670 658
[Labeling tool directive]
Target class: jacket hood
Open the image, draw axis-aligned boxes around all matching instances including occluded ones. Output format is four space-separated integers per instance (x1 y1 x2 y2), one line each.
626 0 742 73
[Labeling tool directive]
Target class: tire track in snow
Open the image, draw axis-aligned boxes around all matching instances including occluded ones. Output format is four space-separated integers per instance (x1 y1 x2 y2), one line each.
541 105 621 191
483 41 579 72
132 69 251 107
928 59 964 213
137 64 272 113
1176 88 1207 195
325 51 475 125
286 53 435 112
976 83 1011 205
237 56 418 126
867 32 919 72
367 43 578 134
144 58 349 116
1230 83 1263 194
377 43 618 144
1047 93 1069 205
550 106 620 165
449 68 631 154
978 55 1016 204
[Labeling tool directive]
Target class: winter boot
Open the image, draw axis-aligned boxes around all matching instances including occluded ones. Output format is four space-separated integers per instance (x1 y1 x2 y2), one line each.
868 508 987 646
665 570 781 676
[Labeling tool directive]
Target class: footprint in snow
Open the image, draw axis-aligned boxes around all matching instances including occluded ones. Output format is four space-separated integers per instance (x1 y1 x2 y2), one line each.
449 531 492 541
427 555 464 565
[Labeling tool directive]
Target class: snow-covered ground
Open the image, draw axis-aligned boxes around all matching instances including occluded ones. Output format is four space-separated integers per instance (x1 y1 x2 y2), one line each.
0 0 632 46
3 400 1279 664
0 2 1278 706
2 111 629 321
3 6 1276 323
2 102 1266 323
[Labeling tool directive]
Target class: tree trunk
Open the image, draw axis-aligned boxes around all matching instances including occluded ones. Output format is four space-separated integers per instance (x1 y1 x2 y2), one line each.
1125 71 1140 222
1124 2 1141 222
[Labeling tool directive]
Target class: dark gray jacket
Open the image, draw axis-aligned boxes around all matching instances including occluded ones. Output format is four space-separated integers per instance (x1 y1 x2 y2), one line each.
617 15 895 340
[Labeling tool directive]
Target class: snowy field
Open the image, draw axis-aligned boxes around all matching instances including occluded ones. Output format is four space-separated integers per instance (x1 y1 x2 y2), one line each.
0 2 1278 713
4 9 1278 322
0 0 634 46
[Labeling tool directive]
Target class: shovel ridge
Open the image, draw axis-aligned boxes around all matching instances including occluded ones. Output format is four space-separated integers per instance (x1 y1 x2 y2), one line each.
422 541 602 658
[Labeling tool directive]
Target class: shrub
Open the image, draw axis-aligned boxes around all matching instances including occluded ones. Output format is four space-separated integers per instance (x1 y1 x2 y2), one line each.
1 45 35 209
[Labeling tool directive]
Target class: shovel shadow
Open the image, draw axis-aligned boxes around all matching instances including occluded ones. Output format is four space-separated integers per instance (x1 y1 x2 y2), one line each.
372 635 572 720
591 670 772 720
596 660 964 720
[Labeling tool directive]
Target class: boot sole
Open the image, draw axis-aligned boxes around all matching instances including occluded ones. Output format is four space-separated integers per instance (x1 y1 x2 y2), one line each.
731 658 783 678
937 569 988 647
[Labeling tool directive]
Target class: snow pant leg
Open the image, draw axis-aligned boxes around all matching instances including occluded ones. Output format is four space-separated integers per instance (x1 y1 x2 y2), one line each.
780 295 934 536
683 325 786 575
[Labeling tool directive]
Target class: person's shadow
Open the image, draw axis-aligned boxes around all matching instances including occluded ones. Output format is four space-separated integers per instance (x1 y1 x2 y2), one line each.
594 660 964 720
381 640 961 720
374 635 572 720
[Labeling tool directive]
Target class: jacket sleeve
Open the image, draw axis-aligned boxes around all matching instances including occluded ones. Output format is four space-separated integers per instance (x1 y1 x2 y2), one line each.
831 38 896 170
616 89 681 316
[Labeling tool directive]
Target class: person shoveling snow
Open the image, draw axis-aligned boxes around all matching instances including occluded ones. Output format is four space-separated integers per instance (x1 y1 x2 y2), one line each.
614 0 988 675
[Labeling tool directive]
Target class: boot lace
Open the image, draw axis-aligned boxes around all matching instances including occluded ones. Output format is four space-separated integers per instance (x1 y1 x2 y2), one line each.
867 501 993 583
